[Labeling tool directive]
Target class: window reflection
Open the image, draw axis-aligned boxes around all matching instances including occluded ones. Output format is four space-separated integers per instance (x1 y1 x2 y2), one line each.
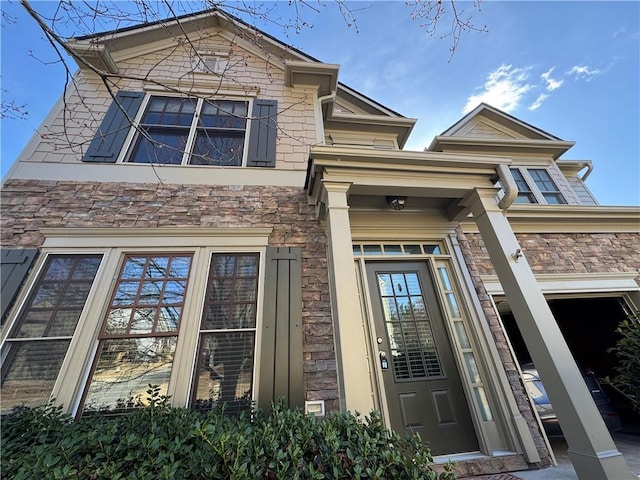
1 255 102 414
81 254 192 415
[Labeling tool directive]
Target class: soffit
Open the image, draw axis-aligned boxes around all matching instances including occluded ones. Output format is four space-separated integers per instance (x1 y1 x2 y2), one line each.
284 61 339 98
324 114 416 149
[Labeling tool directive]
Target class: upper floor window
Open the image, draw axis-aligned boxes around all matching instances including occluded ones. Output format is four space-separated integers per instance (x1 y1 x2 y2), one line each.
82 91 278 168
528 169 566 204
508 168 567 205
510 169 537 204
128 97 249 166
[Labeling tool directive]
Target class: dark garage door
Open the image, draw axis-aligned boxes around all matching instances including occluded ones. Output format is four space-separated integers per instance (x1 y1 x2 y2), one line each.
500 297 638 429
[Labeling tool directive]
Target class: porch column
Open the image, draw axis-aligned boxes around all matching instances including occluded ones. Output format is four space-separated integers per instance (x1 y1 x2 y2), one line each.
322 181 375 414
464 188 635 480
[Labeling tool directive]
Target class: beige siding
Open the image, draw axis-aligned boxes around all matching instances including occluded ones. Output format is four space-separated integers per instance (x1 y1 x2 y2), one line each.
13 32 318 174
546 162 581 204
566 176 599 205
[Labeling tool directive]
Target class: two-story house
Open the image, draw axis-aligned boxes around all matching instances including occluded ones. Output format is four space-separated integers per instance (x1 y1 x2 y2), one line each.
2 8 638 478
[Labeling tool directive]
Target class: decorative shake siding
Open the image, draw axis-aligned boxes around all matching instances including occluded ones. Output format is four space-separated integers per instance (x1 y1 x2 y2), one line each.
546 162 581 205
16 32 317 171
0 179 340 411
566 176 598 205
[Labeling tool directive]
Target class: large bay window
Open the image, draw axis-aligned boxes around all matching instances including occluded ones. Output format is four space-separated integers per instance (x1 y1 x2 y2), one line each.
0 230 303 417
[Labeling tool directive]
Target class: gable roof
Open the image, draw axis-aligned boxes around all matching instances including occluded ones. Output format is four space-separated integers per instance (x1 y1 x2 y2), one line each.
439 103 562 140
428 103 575 159
64 6 415 146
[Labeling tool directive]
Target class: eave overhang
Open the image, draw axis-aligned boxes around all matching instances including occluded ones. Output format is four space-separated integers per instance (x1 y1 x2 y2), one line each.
556 159 594 181
65 9 313 75
305 145 510 219
429 136 575 160
324 114 416 150
285 61 339 98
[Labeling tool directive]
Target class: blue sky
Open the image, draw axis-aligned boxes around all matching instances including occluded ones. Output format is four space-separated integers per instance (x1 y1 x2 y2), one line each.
1 1 639 205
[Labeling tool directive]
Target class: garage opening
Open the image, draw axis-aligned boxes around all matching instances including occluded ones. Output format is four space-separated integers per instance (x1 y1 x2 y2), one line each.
499 296 639 432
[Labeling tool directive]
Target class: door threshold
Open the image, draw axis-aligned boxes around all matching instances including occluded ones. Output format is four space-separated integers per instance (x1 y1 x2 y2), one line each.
434 450 517 464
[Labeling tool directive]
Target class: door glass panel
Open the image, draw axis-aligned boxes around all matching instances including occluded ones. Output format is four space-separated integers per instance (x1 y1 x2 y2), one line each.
454 321 470 349
464 352 481 383
474 386 494 422
384 245 402 254
376 271 443 381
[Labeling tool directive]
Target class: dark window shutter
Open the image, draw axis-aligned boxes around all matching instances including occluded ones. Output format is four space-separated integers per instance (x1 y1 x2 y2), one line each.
259 247 303 410
82 91 145 163
1 248 39 324
247 99 277 168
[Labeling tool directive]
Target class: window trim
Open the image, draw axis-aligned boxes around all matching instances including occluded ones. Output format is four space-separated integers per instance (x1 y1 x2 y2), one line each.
527 168 567 205
509 167 567 205
121 95 252 167
2 228 272 416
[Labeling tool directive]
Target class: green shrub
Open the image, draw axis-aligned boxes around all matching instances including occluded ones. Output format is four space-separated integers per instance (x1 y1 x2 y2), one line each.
602 311 640 414
1 387 455 480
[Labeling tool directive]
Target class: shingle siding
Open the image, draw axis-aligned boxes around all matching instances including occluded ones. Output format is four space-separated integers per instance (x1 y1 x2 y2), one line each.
15 34 316 171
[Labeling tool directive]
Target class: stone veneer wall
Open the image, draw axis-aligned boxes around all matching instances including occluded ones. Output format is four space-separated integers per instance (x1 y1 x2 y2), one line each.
456 227 552 470
1 179 339 411
456 227 640 470
466 231 640 282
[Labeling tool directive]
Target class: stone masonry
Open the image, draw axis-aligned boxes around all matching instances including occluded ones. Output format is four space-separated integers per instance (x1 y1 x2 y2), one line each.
0 179 340 411
456 227 552 470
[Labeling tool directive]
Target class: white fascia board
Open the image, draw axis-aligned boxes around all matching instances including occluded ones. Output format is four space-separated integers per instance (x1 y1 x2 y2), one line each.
461 205 640 233
482 272 640 296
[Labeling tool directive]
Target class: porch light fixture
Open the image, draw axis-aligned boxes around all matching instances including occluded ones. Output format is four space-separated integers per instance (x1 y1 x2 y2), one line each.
386 196 407 211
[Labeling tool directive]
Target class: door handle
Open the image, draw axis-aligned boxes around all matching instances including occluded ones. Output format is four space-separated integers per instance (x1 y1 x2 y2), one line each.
379 351 389 370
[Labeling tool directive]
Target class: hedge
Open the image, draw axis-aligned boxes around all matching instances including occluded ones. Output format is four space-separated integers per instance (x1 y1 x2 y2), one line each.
1 387 456 480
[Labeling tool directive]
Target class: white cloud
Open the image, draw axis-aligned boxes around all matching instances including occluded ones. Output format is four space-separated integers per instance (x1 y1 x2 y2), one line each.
541 67 564 91
567 65 602 81
529 93 549 111
463 64 533 114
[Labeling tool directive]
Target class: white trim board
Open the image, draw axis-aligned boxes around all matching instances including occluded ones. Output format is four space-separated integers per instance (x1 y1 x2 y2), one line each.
481 272 639 296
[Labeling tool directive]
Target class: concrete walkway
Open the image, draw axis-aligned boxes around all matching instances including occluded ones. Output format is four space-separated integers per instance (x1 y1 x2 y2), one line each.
463 432 640 480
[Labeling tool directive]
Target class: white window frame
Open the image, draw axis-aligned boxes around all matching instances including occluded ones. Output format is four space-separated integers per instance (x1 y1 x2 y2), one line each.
193 51 230 75
1 228 271 416
510 167 567 205
117 94 254 167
